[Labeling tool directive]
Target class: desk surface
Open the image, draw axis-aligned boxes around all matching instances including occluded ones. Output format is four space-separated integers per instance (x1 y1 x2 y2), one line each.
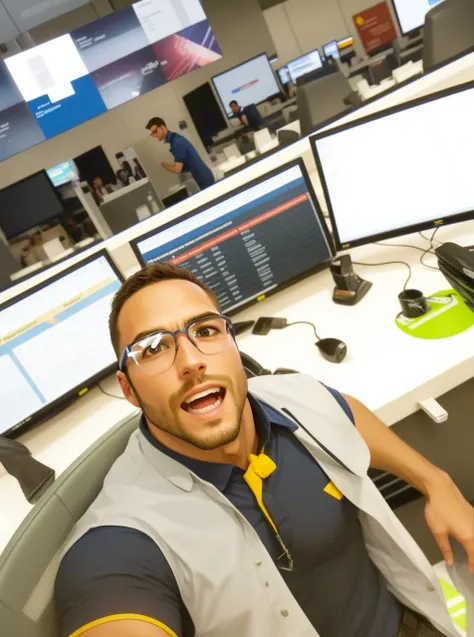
2 163 474 553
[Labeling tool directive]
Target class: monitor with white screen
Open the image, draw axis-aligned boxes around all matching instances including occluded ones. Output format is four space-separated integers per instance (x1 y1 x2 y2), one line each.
278 66 290 85
310 82 474 250
323 41 340 60
46 160 79 187
287 49 323 84
212 53 281 116
130 160 334 314
0 251 123 437
393 0 446 35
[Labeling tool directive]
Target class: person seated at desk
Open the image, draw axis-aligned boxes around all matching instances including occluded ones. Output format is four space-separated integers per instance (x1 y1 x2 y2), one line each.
55 262 473 637
116 169 136 188
229 100 265 131
146 117 215 191
91 176 117 204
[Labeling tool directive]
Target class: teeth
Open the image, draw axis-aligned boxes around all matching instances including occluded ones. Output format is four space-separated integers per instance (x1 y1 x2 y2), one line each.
187 397 223 415
185 387 221 404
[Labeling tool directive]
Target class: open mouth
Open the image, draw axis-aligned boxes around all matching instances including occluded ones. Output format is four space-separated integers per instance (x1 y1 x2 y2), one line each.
181 387 226 415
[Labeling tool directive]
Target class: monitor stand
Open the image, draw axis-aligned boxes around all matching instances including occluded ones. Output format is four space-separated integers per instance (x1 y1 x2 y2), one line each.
331 255 372 306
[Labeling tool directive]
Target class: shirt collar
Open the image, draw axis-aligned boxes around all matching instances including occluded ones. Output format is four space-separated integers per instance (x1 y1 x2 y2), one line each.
165 130 173 144
139 393 298 492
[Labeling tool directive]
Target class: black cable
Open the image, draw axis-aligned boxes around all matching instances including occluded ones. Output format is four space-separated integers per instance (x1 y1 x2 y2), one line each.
419 228 440 272
98 383 125 400
285 321 321 341
353 260 412 290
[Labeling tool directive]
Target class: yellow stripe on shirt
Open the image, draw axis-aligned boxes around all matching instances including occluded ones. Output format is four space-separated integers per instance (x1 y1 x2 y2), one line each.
68 613 178 637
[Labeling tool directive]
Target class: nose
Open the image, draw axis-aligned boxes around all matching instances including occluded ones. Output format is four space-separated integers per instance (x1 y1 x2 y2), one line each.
175 334 207 379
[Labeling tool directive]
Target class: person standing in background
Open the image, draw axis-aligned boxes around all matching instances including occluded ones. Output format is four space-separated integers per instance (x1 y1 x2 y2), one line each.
146 117 215 191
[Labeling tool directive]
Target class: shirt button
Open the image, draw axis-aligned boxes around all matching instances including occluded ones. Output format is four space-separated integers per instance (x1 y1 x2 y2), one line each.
256 561 262 566
281 610 289 617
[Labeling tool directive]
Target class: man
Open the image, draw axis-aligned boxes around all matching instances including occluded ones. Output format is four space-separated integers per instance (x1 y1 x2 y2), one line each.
146 117 215 191
229 100 264 131
55 263 474 637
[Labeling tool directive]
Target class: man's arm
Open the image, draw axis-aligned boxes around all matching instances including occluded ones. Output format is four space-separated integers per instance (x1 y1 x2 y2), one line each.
343 393 474 571
161 161 183 175
240 114 249 127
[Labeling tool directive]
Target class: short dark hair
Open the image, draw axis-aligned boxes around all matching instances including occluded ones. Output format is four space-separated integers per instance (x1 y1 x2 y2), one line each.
229 100 239 107
109 263 221 358
146 117 167 130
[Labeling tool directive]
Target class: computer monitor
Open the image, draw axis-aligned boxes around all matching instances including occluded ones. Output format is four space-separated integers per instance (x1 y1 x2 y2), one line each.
287 49 323 84
323 40 340 61
46 160 79 187
0 170 64 240
310 81 474 250
393 0 447 35
0 251 123 438
130 159 334 314
277 66 291 86
212 53 281 116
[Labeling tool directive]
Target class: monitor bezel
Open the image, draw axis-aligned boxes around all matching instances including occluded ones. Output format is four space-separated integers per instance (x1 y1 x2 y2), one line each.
0 169 65 240
0 248 124 439
211 52 281 117
287 48 323 84
310 79 474 251
130 157 335 316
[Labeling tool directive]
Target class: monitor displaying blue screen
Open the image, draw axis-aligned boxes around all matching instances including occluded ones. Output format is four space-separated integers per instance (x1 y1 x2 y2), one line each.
1 0 222 163
131 161 333 313
323 41 340 60
46 161 79 187
0 252 123 437
287 49 323 83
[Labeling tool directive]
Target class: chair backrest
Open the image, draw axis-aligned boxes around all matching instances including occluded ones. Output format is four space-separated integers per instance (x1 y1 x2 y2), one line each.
423 0 474 72
0 411 140 637
297 69 352 136
277 129 299 147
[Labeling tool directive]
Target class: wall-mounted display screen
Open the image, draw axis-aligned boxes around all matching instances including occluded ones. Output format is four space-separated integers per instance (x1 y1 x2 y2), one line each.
212 53 281 116
0 0 222 163
0 251 123 438
0 170 65 240
392 0 446 35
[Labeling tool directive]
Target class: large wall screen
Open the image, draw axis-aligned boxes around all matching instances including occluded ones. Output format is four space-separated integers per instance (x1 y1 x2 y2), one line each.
0 0 222 163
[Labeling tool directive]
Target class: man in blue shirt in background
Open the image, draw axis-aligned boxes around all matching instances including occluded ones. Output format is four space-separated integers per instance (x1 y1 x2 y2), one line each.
146 117 215 191
229 100 264 131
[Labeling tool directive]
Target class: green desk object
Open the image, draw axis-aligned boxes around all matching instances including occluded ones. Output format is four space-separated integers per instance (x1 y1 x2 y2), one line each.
439 577 467 631
395 290 474 339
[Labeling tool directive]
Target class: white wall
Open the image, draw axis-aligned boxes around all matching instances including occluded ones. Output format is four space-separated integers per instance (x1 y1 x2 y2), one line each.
0 0 276 196
264 0 401 64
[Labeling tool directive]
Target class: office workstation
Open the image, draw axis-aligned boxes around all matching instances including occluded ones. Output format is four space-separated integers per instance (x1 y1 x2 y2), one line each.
3 1 474 636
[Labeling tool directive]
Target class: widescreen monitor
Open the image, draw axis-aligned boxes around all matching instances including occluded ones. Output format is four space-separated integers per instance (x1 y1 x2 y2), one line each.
212 53 281 116
287 49 323 84
46 161 79 187
0 251 123 438
1 0 222 163
0 170 64 240
323 41 340 60
310 82 474 250
392 0 446 35
130 159 334 314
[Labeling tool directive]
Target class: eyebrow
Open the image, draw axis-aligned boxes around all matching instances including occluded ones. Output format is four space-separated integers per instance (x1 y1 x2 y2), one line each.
129 312 222 346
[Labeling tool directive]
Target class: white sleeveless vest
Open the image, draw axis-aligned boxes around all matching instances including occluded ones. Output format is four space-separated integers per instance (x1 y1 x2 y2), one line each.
62 374 458 637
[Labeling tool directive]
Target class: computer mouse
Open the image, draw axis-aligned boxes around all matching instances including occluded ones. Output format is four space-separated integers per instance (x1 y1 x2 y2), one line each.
316 338 347 364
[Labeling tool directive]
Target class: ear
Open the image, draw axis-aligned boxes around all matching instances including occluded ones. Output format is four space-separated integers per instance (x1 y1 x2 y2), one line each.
116 371 140 408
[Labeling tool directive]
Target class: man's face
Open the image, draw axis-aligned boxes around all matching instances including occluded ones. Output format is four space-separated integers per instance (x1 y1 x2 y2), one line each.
230 103 240 114
117 280 248 451
149 124 167 142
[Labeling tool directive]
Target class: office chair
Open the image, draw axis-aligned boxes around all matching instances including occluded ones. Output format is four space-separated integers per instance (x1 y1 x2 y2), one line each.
423 0 474 71
277 129 300 147
0 411 140 637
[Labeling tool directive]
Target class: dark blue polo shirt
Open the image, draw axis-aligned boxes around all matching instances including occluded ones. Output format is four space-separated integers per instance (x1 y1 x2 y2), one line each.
56 390 402 637
166 131 215 190
230 104 264 131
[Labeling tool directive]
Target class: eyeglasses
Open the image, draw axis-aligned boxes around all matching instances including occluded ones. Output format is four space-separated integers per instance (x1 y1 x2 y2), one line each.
120 314 235 376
